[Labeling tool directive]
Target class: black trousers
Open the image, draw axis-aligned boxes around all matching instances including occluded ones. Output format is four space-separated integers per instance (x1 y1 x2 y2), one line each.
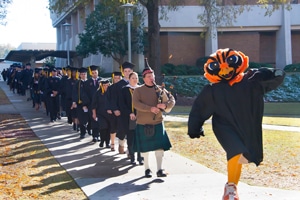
49 95 59 121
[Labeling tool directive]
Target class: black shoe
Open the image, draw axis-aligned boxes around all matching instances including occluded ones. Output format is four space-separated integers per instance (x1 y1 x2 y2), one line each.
87 130 92 135
105 144 110 148
130 155 136 165
73 124 76 131
99 141 104 147
92 138 97 142
138 159 144 165
50 120 54 123
80 135 85 139
138 155 144 165
145 169 152 178
131 160 136 165
156 169 167 177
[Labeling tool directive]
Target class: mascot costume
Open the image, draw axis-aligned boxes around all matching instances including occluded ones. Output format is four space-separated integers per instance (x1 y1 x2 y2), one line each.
188 48 285 200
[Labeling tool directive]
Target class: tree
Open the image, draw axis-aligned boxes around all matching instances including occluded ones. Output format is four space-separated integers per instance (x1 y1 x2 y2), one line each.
126 0 183 80
50 0 182 78
0 43 15 58
43 57 56 67
76 0 145 65
0 0 12 25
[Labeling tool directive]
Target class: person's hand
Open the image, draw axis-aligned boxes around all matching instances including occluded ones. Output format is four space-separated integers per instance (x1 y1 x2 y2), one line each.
151 107 160 115
52 90 58 97
130 113 136 120
92 114 97 121
71 102 77 109
157 103 167 110
114 110 121 116
188 128 204 139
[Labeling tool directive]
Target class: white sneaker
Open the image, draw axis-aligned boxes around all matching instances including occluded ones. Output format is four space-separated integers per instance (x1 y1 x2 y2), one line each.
222 183 239 200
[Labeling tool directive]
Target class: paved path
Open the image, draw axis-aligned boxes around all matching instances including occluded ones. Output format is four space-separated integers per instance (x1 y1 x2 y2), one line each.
1 81 299 200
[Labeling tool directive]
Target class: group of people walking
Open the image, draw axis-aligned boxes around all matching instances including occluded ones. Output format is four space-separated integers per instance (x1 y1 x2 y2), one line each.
3 48 285 200
2 62 33 98
3 59 176 178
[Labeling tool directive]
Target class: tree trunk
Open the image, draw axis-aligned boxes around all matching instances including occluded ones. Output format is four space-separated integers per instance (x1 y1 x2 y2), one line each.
146 0 161 81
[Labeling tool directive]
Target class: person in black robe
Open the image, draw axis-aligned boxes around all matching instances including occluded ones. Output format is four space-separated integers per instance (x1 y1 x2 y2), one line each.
84 65 101 142
91 79 111 148
65 67 79 130
31 68 42 110
45 67 61 122
20 63 33 98
188 48 285 200
105 71 122 151
119 72 143 165
72 67 90 139
110 61 135 154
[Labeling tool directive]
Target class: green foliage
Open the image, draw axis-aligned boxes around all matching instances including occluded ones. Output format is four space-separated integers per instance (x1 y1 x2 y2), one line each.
257 0 292 16
265 73 300 102
195 56 209 75
75 0 145 64
0 43 15 58
0 0 12 25
248 62 273 69
161 63 201 76
163 73 300 102
284 63 300 72
43 57 56 67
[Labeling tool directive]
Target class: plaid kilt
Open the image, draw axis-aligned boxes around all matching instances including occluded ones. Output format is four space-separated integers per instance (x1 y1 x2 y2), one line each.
133 123 172 153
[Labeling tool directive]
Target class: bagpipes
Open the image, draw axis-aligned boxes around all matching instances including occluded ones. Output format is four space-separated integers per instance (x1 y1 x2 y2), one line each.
152 79 173 120
153 80 164 120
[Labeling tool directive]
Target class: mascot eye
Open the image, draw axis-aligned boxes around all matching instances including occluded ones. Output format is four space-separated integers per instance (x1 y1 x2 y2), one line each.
226 55 239 65
208 62 220 71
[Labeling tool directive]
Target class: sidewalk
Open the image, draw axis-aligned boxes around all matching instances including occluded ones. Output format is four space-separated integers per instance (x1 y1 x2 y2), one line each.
1 81 299 200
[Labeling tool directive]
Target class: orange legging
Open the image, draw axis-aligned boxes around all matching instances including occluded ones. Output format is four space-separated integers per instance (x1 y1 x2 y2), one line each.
227 154 243 185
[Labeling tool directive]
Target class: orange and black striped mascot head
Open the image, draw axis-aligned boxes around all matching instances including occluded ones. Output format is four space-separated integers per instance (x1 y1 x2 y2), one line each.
204 48 249 86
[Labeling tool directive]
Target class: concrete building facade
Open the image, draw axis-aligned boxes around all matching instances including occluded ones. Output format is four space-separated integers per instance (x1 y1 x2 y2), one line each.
50 0 300 72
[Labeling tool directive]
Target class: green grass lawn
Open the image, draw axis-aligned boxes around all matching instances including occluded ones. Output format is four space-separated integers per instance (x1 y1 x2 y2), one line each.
171 102 300 117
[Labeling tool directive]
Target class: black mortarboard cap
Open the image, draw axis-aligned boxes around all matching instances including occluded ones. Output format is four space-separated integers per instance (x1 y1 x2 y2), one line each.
50 67 57 72
70 67 78 72
100 78 110 84
112 71 122 77
120 61 135 70
56 67 62 70
34 68 42 73
65 65 71 71
142 58 154 76
89 65 99 71
42 67 49 73
78 67 88 73
25 63 31 66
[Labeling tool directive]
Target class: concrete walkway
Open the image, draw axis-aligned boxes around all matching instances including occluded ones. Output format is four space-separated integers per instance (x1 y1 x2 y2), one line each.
1 81 299 200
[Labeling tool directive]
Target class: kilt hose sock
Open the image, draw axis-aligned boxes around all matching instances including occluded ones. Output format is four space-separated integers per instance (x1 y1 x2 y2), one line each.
155 150 164 171
141 152 150 170
141 149 164 171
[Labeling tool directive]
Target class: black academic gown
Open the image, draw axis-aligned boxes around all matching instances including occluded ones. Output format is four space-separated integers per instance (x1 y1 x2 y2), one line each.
188 68 285 166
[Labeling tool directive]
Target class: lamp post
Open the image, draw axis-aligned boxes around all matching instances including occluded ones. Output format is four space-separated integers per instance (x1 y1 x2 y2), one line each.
63 22 72 66
121 3 134 62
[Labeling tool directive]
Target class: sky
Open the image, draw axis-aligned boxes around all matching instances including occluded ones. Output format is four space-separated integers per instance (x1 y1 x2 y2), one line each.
0 0 56 47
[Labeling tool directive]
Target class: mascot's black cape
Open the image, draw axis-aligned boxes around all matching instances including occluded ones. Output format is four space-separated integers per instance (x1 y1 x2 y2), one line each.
188 48 285 166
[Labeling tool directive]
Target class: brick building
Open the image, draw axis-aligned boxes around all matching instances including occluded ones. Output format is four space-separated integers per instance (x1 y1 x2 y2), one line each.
50 0 300 72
